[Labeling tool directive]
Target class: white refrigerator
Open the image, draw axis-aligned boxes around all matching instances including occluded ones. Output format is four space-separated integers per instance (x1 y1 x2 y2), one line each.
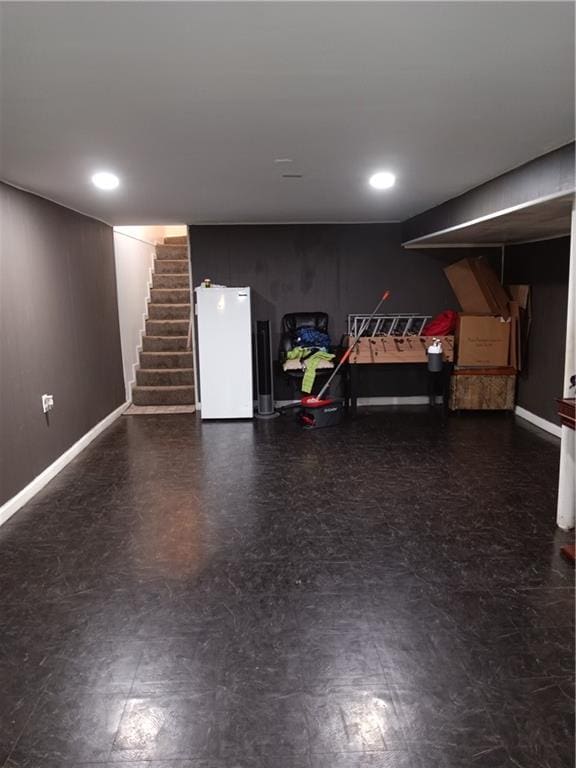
195 285 253 419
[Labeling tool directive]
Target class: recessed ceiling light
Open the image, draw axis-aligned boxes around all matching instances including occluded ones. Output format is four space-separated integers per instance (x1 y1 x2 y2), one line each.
274 158 293 164
369 171 396 190
91 171 120 190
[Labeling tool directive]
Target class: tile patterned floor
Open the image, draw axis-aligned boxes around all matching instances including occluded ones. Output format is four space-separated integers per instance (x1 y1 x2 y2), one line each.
0 408 574 767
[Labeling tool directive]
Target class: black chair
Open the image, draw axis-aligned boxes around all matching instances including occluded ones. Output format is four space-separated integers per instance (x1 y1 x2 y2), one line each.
279 312 333 396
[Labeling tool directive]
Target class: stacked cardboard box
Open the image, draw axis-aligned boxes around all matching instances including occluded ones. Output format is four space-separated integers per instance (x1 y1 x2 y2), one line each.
507 284 532 372
456 314 510 368
443 256 530 410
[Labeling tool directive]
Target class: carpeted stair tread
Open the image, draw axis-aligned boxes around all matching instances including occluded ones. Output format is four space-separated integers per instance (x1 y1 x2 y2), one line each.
146 319 189 335
136 367 194 386
163 236 187 245
148 303 191 320
140 350 193 368
132 385 195 406
138 367 194 373
153 274 190 289
134 384 193 389
150 288 190 304
155 260 189 274
155 244 188 260
145 318 189 327
142 335 188 351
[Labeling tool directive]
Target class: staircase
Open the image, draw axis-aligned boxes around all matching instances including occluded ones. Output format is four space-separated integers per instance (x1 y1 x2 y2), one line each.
131 235 195 406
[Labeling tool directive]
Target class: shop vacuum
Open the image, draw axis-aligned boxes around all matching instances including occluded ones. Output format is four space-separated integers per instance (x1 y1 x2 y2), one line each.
287 291 391 429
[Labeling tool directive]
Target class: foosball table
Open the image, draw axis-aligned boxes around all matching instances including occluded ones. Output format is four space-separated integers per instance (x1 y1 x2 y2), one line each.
344 313 455 416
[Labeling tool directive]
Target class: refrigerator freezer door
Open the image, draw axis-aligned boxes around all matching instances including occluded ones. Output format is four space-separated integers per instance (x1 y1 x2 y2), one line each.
196 287 253 419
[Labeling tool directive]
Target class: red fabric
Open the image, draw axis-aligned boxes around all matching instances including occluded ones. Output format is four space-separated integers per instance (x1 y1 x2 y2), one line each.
422 310 458 336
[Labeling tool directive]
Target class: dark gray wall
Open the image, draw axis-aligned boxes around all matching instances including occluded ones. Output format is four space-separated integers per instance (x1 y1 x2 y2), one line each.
0 182 125 505
403 143 575 243
189 223 493 398
504 236 570 425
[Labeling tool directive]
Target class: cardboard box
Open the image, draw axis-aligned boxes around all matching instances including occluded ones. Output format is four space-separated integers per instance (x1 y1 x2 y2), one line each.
472 257 511 318
444 257 510 319
456 315 510 367
508 300 520 370
507 284 530 310
506 285 531 371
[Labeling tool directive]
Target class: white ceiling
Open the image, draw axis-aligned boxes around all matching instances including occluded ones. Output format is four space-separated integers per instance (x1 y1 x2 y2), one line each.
0 2 574 225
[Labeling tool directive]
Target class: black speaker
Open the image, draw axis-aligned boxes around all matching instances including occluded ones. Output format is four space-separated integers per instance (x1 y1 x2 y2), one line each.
255 320 279 418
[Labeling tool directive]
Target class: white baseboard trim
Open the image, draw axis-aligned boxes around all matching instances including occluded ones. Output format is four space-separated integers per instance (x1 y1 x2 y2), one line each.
356 395 435 406
127 345 141 398
199 395 436 412
124 264 153 400
515 405 562 438
0 401 128 528
273 395 434 408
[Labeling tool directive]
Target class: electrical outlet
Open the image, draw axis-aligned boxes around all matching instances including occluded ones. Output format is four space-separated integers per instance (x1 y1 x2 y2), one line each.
42 394 54 413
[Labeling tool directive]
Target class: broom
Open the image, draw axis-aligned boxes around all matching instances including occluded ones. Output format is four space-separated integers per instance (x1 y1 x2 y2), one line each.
303 290 391 405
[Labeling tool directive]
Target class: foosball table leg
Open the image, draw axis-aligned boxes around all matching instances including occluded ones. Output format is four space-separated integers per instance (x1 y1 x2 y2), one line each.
349 364 359 417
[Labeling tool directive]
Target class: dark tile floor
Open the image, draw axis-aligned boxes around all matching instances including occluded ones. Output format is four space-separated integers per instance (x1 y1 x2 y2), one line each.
0 408 574 767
